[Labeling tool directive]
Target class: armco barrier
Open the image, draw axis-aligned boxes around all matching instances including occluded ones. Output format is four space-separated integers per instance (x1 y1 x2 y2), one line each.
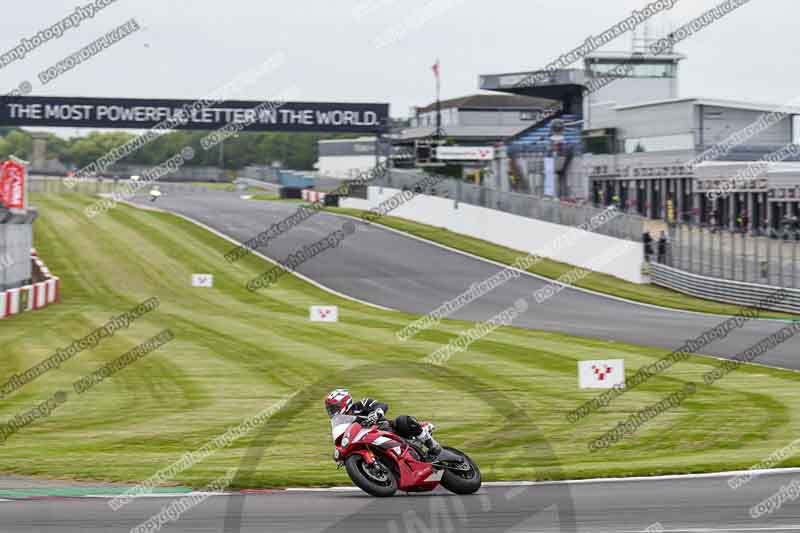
650 262 800 314
0 249 60 320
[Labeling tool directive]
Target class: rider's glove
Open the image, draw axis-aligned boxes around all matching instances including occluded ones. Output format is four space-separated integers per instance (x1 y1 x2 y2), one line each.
365 408 384 426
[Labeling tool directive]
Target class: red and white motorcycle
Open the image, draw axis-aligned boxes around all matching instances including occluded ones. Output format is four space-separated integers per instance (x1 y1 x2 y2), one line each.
330 413 481 497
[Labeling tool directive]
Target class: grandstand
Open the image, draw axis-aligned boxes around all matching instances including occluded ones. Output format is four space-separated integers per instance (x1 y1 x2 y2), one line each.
507 113 583 155
477 47 800 233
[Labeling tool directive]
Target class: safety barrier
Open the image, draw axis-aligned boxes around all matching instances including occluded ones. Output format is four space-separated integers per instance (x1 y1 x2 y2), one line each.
233 178 280 192
301 189 326 203
649 262 800 314
29 177 218 195
342 186 646 284
376 170 645 243
0 249 60 320
669 223 800 289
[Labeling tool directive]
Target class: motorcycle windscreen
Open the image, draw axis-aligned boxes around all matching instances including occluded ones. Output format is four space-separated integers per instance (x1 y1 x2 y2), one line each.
331 413 357 443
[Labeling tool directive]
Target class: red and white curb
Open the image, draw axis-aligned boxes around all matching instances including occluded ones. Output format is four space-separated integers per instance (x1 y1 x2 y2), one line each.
0 249 60 320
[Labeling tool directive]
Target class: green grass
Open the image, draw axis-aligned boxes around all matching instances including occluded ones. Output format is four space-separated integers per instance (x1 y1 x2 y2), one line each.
327 207 798 320
248 195 305 202
187 181 236 191
2 192 800 489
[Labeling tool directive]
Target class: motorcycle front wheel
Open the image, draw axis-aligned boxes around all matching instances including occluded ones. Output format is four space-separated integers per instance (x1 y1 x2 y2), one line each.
439 446 482 495
344 454 398 497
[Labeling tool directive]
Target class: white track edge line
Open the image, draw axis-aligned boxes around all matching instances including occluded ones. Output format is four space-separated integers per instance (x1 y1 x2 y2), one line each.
117 198 800 375
118 199 392 311
279 466 800 492
327 211 800 375
10 467 800 499
329 212 795 324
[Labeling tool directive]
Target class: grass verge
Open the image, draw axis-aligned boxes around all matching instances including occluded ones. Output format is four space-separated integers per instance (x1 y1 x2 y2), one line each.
187 182 263 193
1 192 799 489
249 195 305 202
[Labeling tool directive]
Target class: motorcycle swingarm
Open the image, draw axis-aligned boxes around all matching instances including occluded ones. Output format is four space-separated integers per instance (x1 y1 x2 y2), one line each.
432 449 464 463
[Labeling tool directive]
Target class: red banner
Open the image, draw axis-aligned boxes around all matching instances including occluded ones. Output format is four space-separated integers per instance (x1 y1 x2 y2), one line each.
0 160 25 209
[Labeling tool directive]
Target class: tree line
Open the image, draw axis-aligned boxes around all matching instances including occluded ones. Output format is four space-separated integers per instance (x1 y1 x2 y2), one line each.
0 127 354 171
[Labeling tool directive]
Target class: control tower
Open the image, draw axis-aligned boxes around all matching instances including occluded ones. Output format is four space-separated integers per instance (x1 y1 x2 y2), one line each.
582 50 686 130
477 44 685 200
479 49 686 130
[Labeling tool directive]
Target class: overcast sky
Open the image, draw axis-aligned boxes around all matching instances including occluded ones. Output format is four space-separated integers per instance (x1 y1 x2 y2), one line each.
0 0 795 128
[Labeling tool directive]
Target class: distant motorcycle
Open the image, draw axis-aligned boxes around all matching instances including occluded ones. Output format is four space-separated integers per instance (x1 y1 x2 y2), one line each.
330 413 481 497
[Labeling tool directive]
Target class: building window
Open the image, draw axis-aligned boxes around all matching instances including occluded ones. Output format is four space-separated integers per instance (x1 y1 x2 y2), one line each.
590 62 676 78
794 115 800 145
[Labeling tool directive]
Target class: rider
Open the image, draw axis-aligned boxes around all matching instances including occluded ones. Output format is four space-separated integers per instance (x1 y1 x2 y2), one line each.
149 185 162 202
325 389 442 459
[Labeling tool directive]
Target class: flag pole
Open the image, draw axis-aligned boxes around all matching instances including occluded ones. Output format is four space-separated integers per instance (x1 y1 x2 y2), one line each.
434 58 442 140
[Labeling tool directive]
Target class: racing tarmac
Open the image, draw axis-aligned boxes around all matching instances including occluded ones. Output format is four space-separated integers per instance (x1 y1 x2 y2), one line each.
8 189 798 532
131 190 800 371
2 472 800 532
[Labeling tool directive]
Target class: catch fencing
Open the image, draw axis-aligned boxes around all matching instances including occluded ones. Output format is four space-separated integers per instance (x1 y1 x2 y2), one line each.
666 224 800 289
650 262 800 313
28 177 217 195
377 170 644 242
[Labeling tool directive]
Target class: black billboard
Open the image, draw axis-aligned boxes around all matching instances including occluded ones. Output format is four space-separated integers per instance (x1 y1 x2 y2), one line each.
0 95 390 133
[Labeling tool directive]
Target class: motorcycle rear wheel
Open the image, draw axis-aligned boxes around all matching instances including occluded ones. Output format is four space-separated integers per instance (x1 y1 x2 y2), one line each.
439 447 482 495
345 455 398 497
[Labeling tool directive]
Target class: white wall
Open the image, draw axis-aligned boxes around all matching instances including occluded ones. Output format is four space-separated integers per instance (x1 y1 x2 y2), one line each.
318 156 386 180
701 106 792 148
342 187 646 284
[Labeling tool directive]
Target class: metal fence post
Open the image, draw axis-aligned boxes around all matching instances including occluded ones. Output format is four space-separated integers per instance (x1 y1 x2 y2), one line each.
721 231 726 279
754 234 760 285
779 237 785 288
793 237 798 289
684 224 689 271
742 231 748 283
729 230 735 280
713 230 718 278
699 226 706 276
766 237 772 285
666 224 673 266
685 224 690 271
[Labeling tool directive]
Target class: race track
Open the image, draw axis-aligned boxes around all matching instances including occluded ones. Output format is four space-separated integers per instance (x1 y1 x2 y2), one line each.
2 472 799 532
130 190 800 370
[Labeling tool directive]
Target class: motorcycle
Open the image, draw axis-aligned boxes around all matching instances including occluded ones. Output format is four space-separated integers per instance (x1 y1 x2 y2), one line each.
330 413 481 497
